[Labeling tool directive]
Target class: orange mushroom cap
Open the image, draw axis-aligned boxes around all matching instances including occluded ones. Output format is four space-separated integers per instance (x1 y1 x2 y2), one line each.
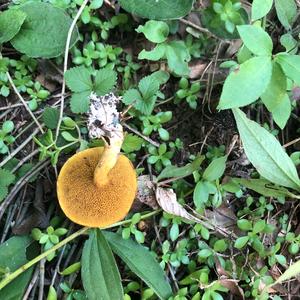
57 147 137 227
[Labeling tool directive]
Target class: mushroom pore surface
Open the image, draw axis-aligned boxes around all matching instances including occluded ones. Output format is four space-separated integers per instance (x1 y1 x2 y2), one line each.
57 147 137 227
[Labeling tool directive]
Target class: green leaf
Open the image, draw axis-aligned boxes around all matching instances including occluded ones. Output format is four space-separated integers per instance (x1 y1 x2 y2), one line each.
2 120 14 133
233 178 291 198
237 25 273 56
103 231 172 300
234 236 249 249
122 134 144 153
157 155 205 181
42 107 59 129
274 259 300 284
61 262 81 276
11 2 79 58
198 249 212 259
122 89 143 106
70 91 91 114
138 44 166 61
237 219 252 231
261 62 287 111
0 9 26 44
94 69 117 96
251 0 273 21
165 41 190 76
233 108 300 190
61 131 77 142
65 66 92 93
274 0 297 30
136 20 169 43
47 286 57 300
139 75 159 101
0 168 15 188
218 56 272 109
253 220 266 234
271 94 291 129
276 54 300 85
149 70 170 85
119 0 194 20
0 236 34 300
81 229 123 300
203 155 227 181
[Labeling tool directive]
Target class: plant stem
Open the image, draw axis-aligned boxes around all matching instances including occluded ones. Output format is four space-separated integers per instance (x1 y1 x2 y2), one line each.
0 210 161 290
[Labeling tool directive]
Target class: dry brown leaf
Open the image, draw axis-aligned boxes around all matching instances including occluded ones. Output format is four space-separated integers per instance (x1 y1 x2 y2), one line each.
155 187 201 222
189 60 208 79
219 279 245 299
135 175 158 209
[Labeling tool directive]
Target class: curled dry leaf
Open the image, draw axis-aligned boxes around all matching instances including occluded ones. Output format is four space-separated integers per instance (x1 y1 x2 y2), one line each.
135 175 158 209
219 279 245 299
155 187 200 222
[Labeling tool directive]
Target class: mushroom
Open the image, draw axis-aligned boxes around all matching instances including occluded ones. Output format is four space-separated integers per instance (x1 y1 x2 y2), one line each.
57 93 137 227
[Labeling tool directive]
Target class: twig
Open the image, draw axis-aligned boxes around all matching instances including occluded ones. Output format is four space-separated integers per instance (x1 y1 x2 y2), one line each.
6 72 44 134
123 123 160 147
55 0 90 142
284 137 300 148
23 266 40 300
38 259 46 300
0 127 40 167
179 18 217 37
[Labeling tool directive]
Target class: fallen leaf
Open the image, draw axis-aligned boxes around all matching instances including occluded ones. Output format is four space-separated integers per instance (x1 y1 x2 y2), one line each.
135 175 158 209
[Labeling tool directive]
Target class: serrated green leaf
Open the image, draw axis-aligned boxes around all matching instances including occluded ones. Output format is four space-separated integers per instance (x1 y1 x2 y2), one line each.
276 54 300 85
70 91 90 114
0 168 15 187
65 66 92 93
138 75 159 101
11 2 79 58
119 0 194 20
122 89 143 105
233 108 300 190
136 20 169 43
81 229 123 300
218 56 272 109
237 25 273 56
42 107 59 129
0 9 26 44
103 231 172 300
122 134 144 153
203 155 227 182
251 0 273 21
0 186 8 202
94 69 117 96
275 0 297 30
0 236 33 299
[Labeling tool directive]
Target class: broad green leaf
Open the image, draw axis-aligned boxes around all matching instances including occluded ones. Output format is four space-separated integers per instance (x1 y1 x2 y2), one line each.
157 155 205 181
165 41 191 76
233 108 300 190
81 229 123 300
138 75 159 101
271 94 291 129
119 0 194 20
0 9 26 44
237 25 273 56
42 107 59 129
122 89 143 105
234 236 249 249
136 20 169 43
233 178 292 198
65 66 92 93
149 70 170 85
138 44 166 61
251 0 273 20
122 134 144 153
103 231 172 300
0 236 33 300
94 69 117 96
261 62 287 111
280 34 298 53
276 54 300 85
0 168 15 188
70 91 91 114
11 2 79 58
274 0 297 30
218 56 272 109
274 259 300 284
203 155 227 182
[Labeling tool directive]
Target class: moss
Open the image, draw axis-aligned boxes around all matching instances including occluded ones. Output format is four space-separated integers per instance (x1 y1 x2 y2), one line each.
57 147 137 227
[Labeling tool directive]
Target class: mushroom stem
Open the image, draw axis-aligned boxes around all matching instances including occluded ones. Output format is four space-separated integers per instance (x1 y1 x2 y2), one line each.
94 131 124 187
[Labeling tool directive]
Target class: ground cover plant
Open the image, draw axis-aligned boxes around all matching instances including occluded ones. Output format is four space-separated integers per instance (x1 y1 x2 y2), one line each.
0 0 300 299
